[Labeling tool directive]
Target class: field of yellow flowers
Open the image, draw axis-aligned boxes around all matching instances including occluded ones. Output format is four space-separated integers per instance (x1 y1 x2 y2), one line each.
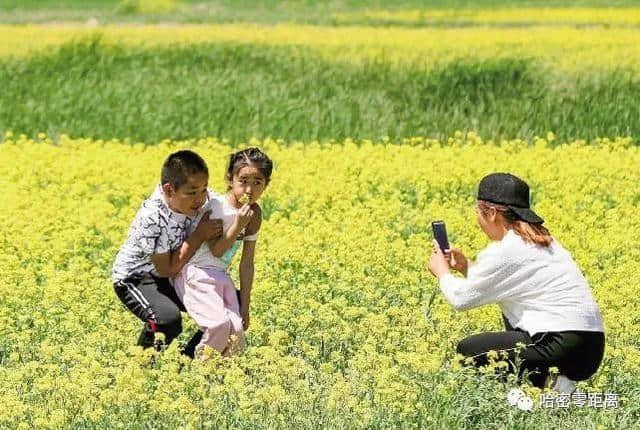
332 7 640 26
2 22 640 72
1 134 639 428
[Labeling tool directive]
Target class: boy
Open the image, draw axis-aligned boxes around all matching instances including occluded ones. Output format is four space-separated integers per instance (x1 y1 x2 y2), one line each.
112 150 222 353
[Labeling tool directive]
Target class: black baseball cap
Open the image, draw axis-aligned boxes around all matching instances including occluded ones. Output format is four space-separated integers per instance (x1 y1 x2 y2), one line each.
477 173 544 224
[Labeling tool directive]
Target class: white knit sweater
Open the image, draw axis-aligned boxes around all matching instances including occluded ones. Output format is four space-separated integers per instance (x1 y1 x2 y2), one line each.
438 230 604 336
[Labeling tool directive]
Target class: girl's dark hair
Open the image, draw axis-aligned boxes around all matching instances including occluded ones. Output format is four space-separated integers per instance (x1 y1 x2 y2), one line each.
226 147 273 185
161 150 208 190
477 200 553 247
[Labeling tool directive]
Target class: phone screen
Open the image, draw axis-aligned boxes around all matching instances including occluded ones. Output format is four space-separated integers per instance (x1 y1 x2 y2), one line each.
432 220 450 251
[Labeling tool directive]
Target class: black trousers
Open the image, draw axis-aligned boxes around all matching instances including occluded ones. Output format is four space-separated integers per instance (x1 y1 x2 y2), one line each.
456 314 605 388
114 275 202 357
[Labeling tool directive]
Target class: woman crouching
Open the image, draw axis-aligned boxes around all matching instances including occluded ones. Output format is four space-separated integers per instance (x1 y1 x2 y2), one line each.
428 173 605 393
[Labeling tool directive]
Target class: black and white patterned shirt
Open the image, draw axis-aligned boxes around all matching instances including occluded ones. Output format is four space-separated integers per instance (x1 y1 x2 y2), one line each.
112 185 198 283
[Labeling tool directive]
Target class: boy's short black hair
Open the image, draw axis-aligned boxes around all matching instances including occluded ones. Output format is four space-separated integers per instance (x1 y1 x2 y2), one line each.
161 150 208 190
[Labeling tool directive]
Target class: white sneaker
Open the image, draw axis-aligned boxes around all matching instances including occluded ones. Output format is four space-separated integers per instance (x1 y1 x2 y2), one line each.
550 375 577 394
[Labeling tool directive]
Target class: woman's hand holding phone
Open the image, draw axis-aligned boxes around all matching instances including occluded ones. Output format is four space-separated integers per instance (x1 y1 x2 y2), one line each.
429 220 469 277
444 248 468 277
428 240 450 278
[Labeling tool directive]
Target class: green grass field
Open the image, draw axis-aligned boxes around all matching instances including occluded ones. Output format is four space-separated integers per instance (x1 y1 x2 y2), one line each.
1 39 638 144
2 0 640 24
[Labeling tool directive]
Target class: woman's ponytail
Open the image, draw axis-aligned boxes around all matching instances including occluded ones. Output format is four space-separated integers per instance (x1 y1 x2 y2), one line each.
510 220 553 247
477 200 552 247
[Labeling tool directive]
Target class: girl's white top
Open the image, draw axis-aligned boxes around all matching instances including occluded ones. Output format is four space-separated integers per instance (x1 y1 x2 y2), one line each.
188 193 258 270
438 229 604 336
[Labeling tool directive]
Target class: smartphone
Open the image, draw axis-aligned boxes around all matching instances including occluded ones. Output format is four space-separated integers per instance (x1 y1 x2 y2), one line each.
431 220 450 252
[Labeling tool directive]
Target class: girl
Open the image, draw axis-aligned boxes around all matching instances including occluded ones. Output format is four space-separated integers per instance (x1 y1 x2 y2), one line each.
174 147 273 357
428 173 605 393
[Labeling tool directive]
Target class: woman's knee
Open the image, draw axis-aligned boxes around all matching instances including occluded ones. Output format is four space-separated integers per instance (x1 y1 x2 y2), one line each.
456 334 485 358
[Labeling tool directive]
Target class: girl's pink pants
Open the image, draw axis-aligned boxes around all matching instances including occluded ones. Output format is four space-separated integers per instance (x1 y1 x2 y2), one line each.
174 265 245 356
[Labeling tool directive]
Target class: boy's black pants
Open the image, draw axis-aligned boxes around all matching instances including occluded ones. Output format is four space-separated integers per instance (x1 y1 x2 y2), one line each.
456 314 605 387
114 275 202 357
